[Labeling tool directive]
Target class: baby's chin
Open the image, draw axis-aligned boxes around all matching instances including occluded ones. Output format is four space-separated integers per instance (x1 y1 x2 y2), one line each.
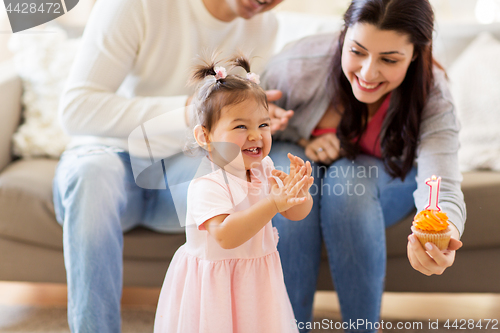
244 155 268 169
244 160 263 171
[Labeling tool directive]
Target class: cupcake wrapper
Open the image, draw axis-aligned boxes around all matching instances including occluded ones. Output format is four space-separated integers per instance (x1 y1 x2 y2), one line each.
411 226 452 251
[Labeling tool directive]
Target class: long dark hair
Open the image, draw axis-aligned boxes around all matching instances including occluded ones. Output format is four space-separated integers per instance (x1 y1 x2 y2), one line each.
331 0 437 180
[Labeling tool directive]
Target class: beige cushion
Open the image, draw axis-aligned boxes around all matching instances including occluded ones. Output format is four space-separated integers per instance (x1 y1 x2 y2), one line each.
1 159 499 261
0 159 61 248
0 158 185 260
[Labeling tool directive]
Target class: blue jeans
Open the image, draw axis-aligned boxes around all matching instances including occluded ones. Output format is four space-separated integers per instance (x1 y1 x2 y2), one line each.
53 145 187 333
269 141 417 333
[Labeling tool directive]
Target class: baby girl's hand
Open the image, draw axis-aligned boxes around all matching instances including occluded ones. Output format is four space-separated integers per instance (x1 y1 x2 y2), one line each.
268 167 310 212
288 153 313 199
273 153 314 202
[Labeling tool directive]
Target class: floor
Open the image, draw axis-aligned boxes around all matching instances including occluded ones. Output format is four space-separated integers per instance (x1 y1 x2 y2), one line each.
1 281 499 321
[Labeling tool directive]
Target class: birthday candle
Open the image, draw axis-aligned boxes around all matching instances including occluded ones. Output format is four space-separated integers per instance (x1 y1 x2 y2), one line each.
425 175 441 211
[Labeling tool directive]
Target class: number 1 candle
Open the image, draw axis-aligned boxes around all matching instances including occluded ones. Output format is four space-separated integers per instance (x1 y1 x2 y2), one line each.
425 175 441 211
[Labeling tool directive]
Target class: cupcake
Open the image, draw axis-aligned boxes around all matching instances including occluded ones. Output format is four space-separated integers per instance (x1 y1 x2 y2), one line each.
411 209 451 250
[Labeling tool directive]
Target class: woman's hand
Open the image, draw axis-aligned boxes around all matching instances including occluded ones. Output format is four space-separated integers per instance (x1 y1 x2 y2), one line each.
407 224 463 276
265 90 294 134
304 133 341 165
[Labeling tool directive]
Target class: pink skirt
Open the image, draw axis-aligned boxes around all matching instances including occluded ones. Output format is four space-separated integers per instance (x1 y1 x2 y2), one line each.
154 246 298 333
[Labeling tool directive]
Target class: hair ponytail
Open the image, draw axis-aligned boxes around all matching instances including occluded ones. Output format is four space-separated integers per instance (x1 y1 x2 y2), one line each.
230 53 252 73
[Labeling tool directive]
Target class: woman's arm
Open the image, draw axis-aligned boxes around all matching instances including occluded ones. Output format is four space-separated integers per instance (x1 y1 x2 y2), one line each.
407 69 466 275
260 33 338 143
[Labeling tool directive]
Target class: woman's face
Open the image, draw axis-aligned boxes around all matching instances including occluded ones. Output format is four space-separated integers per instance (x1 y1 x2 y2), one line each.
341 23 415 107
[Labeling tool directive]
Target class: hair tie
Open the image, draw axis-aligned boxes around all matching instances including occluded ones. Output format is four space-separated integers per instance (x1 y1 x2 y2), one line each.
246 72 260 84
214 66 227 80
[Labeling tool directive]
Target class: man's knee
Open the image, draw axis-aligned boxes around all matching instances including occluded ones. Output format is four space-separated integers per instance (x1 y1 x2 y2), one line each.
54 151 131 220
60 151 128 188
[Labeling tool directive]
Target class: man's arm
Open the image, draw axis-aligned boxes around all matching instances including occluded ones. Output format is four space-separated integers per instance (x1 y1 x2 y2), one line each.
59 0 189 139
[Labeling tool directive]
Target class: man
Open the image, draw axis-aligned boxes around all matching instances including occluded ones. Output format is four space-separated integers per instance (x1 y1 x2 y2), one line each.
54 0 292 331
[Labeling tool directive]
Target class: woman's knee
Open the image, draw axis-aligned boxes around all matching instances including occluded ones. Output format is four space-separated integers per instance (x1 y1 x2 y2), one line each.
321 157 381 201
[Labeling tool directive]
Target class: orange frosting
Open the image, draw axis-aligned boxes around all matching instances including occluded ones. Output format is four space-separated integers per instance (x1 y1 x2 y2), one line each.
413 210 449 232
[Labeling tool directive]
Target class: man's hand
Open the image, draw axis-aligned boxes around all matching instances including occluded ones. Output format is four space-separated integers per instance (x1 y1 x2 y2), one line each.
407 224 463 276
265 90 294 134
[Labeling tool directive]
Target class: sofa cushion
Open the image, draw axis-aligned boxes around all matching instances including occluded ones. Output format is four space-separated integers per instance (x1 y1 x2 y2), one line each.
0 159 61 249
0 158 186 260
2 159 499 261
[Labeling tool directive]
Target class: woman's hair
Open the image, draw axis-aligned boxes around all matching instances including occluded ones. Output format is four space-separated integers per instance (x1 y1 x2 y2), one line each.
189 54 268 135
330 0 439 180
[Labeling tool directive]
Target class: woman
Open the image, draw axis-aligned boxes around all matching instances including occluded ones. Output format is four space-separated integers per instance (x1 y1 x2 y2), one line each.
261 0 466 332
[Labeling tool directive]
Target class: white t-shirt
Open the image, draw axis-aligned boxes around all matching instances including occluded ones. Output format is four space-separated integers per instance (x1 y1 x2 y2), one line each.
59 0 278 152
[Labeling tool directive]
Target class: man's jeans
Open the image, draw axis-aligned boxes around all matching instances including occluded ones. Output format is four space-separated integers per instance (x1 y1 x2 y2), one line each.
53 145 187 333
269 141 417 333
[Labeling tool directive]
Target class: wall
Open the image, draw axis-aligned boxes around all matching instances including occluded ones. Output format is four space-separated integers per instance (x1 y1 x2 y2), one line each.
0 0 495 64
275 0 483 23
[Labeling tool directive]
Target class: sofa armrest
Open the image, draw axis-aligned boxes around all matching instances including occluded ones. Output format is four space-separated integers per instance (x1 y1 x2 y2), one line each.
0 60 22 173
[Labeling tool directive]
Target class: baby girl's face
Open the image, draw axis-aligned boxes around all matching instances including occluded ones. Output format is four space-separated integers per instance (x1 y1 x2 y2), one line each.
208 98 271 172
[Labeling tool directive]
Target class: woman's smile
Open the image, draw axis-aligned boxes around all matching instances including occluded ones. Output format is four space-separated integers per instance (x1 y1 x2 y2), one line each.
355 76 384 92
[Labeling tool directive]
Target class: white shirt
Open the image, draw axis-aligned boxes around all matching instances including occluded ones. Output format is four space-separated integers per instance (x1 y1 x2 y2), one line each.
59 0 278 152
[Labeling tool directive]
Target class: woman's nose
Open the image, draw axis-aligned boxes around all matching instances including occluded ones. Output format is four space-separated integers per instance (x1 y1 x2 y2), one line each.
360 57 379 82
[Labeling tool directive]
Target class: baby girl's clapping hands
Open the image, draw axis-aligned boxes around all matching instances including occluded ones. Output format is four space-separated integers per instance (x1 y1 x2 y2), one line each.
268 153 314 214
285 153 313 201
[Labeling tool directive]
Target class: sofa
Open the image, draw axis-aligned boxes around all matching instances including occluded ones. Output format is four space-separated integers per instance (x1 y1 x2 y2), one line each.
1 14 500 294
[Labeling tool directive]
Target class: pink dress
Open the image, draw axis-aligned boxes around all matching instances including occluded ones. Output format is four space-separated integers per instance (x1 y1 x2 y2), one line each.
154 156 298 333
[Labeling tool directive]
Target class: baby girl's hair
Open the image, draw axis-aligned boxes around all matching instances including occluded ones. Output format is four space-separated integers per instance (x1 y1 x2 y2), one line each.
189 53 268 134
